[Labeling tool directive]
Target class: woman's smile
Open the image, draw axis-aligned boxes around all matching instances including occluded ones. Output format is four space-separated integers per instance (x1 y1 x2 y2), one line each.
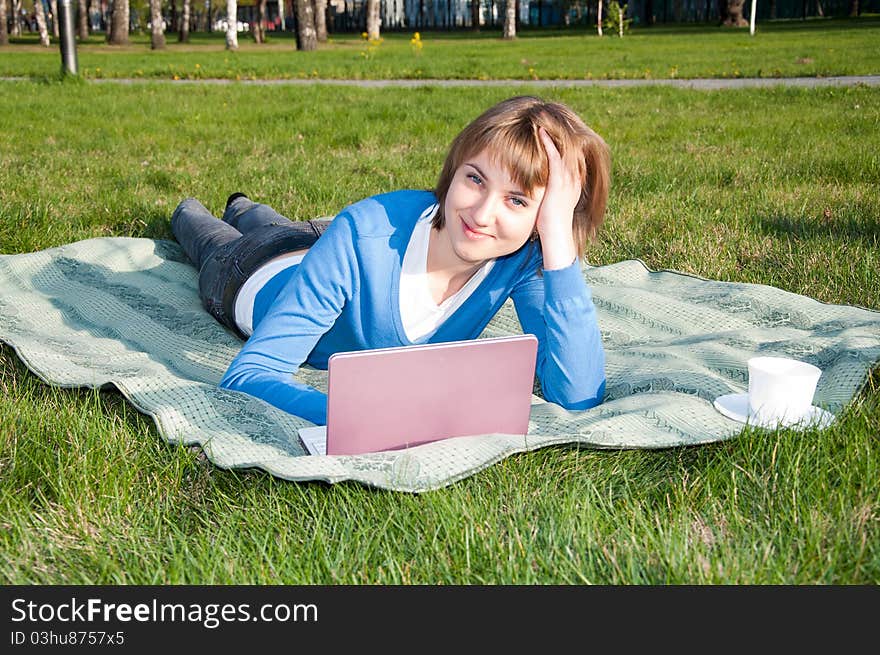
460 217 493 240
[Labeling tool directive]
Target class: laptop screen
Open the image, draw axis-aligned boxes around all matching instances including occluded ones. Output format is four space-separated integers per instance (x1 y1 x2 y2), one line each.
301 334 538 456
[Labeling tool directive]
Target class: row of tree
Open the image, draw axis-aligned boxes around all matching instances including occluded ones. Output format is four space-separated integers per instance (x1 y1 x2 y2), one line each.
1 0 96 46
205 0 522 50
3 0 851 49
0 0 528 48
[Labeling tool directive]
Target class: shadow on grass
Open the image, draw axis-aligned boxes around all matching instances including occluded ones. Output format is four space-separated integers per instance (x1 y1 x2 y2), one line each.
620 15 880 35
756 211 880 246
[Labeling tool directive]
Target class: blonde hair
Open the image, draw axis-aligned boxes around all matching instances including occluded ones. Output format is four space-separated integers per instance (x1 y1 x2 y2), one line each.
433 96 611 259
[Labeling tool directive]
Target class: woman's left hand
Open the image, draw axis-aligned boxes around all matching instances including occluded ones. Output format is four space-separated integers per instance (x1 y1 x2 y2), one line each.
535 127 580 270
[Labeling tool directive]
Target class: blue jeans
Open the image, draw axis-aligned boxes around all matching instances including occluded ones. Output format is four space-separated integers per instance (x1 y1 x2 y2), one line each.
171 196 331 336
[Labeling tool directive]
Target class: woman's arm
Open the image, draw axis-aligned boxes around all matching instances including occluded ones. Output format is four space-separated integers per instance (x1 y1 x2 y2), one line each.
219 212 359 425
510 126 605 409
534 126 580 271
510 262 605 410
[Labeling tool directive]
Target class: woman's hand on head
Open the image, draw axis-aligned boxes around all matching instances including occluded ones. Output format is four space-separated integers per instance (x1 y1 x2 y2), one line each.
535 127 580 270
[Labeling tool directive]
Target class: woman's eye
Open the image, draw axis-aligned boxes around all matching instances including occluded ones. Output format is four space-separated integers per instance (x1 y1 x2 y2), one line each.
509 197 526 207
467 173 483 185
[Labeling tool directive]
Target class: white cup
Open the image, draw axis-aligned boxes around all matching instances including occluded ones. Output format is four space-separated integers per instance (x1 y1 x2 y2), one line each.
747 356 822 427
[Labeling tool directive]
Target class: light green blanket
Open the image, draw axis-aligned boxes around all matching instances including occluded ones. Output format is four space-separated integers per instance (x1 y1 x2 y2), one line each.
1 237 878 492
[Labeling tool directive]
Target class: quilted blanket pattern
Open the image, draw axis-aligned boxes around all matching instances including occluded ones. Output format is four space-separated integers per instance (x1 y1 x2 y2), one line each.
1 237 878 492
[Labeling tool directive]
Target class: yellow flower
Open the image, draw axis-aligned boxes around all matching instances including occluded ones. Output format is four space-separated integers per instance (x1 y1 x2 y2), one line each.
361 32 368 39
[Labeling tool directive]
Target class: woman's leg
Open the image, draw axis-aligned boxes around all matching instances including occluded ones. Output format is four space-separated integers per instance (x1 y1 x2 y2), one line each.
171 198 242 271
170 197 250 333
173 195 335 337
223 195 296 232
223 195 332 240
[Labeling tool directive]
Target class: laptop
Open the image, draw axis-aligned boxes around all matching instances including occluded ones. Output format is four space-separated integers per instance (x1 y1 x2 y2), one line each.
298 334 538 456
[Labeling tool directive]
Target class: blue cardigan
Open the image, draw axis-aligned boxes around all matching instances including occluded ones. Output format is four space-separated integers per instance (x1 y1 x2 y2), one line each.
220 189 606 425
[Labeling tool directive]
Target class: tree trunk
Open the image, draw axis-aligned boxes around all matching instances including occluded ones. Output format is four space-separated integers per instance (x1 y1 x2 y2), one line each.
150 0 165 48
170 0 177 32
815 0 824 16
597 0 603 36
77 0 89 39
0 0 8 46
313 0 327 41
502 0 515 38
720 0 747 26
106 0 114 41
769 0 776 18
294 0 316 49
108 0 128 43
50 0 59 37
471 0 479 30
253 0 266 42
225 0 238 48
10 0 21 36
848 0 858 16
365 0 379 40
34 0 51 45
179 0 190 41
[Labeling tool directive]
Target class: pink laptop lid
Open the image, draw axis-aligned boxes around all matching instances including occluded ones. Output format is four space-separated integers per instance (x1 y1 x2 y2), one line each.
325 334 538 456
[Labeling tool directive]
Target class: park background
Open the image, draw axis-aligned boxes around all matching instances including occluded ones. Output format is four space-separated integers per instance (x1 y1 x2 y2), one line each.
0 8 878 584
3 0 879 50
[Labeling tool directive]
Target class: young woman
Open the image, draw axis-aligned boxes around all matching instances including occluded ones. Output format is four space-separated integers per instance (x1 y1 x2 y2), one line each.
171 96 611 426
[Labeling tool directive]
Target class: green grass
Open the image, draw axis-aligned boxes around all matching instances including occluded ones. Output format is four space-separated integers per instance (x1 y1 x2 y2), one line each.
2 16 880 80
0 80 878 583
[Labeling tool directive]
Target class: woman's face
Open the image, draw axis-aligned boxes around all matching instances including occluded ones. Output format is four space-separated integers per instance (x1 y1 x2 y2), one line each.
439 148 546 268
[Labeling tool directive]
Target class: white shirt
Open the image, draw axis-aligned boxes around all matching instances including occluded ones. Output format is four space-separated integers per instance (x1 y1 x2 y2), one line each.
399 204 494 342
234 252 305 336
